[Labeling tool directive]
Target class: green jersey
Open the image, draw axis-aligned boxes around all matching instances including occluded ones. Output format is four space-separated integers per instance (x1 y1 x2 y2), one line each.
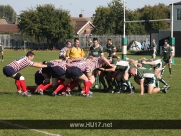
162 45 173 61
115 60 130 72
153 59 165 70
106 43 115 56
136 68 158 86
136 68 154 79
89 45 103 57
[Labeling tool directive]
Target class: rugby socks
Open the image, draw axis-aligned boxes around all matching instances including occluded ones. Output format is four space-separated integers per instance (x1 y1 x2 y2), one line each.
53 83 66 94
2 55 3 60
15 80 21 91
169 68 172 76
159 78 168 86
41 83 53 91
161 68 165 75
84 81 92 95
35 84 45 91
19 80 27 92
125 80 134 93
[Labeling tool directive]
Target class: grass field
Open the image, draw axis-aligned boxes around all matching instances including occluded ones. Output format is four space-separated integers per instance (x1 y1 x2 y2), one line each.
0 50 181 136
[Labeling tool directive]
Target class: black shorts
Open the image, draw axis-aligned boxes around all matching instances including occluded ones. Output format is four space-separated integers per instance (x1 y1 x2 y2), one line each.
66 67 83 79
42 67 51 74
51 66 66 78
3 66 16 77
34 71 44 85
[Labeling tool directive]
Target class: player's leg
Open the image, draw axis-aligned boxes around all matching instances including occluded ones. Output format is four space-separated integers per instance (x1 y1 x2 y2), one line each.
124 71 134 94
99 71 108 91
155 69 170 89
13 73 31 96
168 63 172 78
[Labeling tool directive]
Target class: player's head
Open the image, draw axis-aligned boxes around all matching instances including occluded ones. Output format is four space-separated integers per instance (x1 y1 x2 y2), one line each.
26 51 35 60
129 67 136 76
107 39 112 44
66 41 71 48
74 38 79 47
87 37 92 42
164 39 169 45
93 38 98 46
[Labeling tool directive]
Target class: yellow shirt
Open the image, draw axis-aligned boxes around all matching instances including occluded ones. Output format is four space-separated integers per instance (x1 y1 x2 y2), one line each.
66 46 85 60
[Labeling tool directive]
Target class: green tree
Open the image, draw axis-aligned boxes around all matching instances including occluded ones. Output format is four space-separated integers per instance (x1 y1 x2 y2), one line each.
18 4 73 49
138 3 170 33
92 6 111 34
0 5 17 24
107 0 124 34
92 0 124 35
125 9 146 34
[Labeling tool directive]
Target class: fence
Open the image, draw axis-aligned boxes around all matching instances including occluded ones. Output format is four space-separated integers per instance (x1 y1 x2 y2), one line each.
0 34 149 50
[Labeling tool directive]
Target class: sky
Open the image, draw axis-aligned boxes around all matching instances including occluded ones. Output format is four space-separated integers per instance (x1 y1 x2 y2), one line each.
1 0 173 17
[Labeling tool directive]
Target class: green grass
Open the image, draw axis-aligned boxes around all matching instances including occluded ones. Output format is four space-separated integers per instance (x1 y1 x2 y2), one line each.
0 50 181 136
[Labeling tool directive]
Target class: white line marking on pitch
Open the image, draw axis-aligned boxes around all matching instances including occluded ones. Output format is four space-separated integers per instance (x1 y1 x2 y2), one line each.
0 120 61 136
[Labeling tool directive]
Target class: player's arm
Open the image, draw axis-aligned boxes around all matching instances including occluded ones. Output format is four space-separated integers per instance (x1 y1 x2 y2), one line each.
50 59 63 62
72 58 84 62
81 48 85 58
101 57 114 67
99 66 116 72
32 62 47 68
65 49 70 60
100 46 104 58
142 61 156 66
169 48 174 60
128 59 138 66
113 44 117 52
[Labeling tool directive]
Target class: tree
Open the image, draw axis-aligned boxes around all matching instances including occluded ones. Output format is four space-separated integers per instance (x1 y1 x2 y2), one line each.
18 4 73 49
0 5 17 24
92 6 111 34
137 3 170 33
92 0 124 35
125 9 147 34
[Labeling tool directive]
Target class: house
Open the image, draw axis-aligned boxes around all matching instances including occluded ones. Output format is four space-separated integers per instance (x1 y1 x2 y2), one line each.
0 19 20 33
71 14 95 35
151 1 181 56
170 1 181 56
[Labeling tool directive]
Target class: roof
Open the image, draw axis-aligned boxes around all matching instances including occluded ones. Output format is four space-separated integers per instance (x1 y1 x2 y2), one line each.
0 19 8 24
77 21 95 35
0 24 20 33
170 1 181 5
71 17 92 22
70 16 94 34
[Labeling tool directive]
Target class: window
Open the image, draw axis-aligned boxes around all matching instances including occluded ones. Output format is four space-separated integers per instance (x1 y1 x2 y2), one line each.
177 9 181 20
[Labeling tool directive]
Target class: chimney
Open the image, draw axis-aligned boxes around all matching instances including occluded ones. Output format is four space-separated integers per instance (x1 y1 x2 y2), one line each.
79 14 83 18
